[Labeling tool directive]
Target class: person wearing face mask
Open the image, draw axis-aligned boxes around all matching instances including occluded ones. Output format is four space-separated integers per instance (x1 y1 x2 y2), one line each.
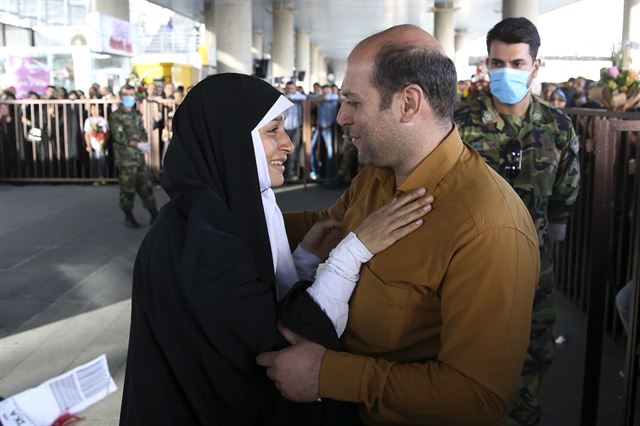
119 73 432 425
109 85 159 228
454 17 581 425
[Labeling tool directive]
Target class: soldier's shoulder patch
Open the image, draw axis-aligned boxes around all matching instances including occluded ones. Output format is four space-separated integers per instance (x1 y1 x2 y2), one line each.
570 135 580 154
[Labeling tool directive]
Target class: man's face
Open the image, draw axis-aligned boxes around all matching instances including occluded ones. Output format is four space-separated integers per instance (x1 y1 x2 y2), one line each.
285 83 297 95
0 104 8 116
550 92 566 109
258 115 293 187
337 54 397 168
487 41 539 87
120 88 135 105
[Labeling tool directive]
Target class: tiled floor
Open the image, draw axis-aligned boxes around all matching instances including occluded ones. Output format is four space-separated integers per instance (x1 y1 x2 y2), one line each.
0 183 635 425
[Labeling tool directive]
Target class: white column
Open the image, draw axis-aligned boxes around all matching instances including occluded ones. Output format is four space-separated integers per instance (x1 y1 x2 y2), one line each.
310 42 320 87
407 0 429 27
252 28 264 59
502 0 539 25
215 0 252 75
433 2 455 59
318 53 327 84
203 3 217 69
272 3 295 79
332 58 347 86
295 28 311 91
94 0 129 21
622 0 640 68
454 29 468 64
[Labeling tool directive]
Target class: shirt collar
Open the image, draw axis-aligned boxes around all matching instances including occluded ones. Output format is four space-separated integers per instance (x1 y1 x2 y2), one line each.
373 126 465 195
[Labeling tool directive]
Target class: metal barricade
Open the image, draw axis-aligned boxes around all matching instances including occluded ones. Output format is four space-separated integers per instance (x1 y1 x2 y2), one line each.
0 99 177 182
556 108 640 425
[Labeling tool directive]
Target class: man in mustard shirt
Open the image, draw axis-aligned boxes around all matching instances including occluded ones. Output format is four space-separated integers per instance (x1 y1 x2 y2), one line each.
257 25 540 425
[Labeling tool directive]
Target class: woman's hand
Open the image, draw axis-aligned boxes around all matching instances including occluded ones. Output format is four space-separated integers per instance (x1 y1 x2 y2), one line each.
300 219 342 261
354 188 433 255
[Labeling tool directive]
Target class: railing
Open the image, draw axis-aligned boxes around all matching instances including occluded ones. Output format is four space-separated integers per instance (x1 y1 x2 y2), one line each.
0 99 178 182
141 30 200 54
556 108 640 426
0 97 343 185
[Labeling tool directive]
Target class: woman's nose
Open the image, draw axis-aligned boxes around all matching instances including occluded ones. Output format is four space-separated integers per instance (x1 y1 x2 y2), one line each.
280 133 294 154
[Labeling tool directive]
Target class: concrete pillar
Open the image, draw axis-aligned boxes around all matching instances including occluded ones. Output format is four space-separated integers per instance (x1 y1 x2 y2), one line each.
272 3 295 79
203 3 217 68
94 0 129 21
622 0 640 68
502 0 539 25
454 29 468 63
318 53 327 84
295 28 311 91
214 0 252 74
406 0 428 27
433 2 455 59
310 42 320 87
454 29 472 80
332 58 347 86
394 1 408 25
252 28 264 59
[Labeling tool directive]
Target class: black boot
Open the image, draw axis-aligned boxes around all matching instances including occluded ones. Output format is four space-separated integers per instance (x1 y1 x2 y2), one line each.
148 207 159 224
124 210 141 229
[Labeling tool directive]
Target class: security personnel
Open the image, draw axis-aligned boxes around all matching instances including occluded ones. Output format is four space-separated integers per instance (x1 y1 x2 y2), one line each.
454 18 580 425
109 85 158 228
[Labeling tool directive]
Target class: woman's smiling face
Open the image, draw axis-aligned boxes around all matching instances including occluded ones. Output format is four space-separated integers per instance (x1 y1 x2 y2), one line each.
258 115 293 187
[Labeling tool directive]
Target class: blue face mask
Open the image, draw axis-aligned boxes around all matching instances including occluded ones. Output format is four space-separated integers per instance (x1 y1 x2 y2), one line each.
488 68 532 105
122 96 136 108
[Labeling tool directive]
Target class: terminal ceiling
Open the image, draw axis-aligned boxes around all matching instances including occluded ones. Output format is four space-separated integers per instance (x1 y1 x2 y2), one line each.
151 0 579 62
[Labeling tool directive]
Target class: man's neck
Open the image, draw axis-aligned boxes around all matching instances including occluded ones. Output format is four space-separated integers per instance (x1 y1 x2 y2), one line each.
393 122 453 188
492 93 531 117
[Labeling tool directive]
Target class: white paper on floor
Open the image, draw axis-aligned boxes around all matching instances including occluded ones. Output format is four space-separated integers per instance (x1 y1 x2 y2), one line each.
0 354 117 426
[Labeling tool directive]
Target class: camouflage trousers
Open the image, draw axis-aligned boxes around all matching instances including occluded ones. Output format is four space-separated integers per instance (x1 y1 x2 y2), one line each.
117 159 157 212
508 249 555 425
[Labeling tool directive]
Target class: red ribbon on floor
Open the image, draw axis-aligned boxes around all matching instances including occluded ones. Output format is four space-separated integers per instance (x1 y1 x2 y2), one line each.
52 412 82 426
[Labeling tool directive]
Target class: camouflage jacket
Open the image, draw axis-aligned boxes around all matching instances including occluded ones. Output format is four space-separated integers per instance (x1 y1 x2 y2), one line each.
454 94 580 250
109 105 147 165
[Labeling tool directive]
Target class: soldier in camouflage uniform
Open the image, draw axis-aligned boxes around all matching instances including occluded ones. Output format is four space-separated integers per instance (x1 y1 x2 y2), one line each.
109 85 158 228
454 18 580 425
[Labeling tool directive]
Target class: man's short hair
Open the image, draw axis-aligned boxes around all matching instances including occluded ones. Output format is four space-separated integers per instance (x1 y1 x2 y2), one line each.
486 17 541 60
119 84 135 97
371 45 457 123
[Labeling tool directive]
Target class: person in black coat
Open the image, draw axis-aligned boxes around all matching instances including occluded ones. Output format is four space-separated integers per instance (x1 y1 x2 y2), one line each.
119 73 430 425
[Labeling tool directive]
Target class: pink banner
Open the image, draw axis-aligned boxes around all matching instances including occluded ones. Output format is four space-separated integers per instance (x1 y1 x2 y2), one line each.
7 56 51 99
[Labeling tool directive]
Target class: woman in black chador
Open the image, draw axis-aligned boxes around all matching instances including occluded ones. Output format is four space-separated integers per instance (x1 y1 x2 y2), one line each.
119 74 429 425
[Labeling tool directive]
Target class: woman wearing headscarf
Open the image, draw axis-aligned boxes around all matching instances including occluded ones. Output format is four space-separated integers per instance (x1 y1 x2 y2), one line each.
120 74 431 425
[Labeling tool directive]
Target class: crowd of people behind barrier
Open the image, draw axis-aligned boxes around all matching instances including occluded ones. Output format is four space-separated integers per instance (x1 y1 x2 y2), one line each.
0 79 360 185
0 71 613 184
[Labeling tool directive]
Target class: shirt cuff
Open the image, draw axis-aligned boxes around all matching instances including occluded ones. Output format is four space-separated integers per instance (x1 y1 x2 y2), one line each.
306 232 373 336
292 244 322 282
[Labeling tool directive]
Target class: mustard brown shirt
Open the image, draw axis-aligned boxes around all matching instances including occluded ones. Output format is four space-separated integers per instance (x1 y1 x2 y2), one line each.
285 127 539 425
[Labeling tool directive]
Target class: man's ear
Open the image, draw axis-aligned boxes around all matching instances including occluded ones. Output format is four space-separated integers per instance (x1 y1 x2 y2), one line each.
532 58 542 80
399 84 424 124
